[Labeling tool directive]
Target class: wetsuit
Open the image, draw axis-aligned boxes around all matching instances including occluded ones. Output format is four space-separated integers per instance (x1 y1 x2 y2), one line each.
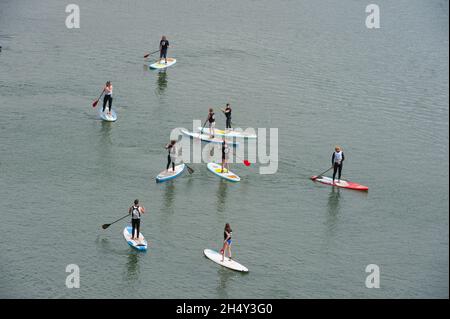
332 151 345 182
130 205 141 239
222 141 229 161
160 39 169 60
102 86 113 112
166 143 176 171
224 107 232 129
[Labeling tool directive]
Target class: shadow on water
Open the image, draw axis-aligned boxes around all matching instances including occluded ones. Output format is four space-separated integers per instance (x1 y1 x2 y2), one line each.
326 187 341 234
216 180 229 213
155 69 168 95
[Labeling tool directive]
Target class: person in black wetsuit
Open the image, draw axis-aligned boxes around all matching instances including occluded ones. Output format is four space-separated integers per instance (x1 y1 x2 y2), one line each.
332 146 345 184
159 35 169 64
220 223 233 262
221 103 232 131
221 137 230 173
128 199 145 240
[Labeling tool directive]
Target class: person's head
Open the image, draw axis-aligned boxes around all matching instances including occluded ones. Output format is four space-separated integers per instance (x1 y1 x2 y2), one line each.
106 81 111 87
335 146 341 152
170 139 176 145
225 223 231 232
226 103 230 108
162 35 166 40
134 199 139 205
209 108 213 113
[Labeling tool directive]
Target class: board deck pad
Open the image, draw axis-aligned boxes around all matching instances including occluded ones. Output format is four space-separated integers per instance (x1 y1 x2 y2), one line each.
311 175 368 191
198 127 257 139
99 109 117 122
181 129 239 146
156 164 185 183
123 226 148 251
204 249 248 272
207 162 240 182
149 58 177 69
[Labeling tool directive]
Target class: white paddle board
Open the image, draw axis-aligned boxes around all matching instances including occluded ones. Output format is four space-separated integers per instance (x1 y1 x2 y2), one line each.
156 163 185 183
149 58 177 69
207 162 240 182
198 127 257 139
181 129 239 146
123 226 148 251
99 109 117 122
204 249 248 272
311 175 369 191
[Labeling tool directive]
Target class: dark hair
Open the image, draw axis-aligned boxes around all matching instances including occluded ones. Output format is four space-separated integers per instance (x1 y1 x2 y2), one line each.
171 140 176 145
225 223 231 232
134 199 139 205
106 81 111 86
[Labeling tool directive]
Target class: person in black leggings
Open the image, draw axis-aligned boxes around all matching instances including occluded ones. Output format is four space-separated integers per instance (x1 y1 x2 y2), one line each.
128 199 145 240
332 146 345 184
222 103 232 130
102 81 113 114
165 140 177 173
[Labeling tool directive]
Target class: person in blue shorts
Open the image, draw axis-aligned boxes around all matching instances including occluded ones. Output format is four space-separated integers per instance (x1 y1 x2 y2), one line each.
221 223 233 262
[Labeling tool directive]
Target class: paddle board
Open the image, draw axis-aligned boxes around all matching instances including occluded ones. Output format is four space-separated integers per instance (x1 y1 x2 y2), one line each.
311 175 368 191
207 162 240 182
198 127 256 139
156 163 185 183
99 109 117 122
204 249 248 272
123 226 148 251
149 58 177 70
181 129 239 146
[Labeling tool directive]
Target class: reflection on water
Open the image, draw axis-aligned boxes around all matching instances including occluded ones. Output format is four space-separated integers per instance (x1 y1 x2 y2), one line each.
216 268 236 298
163 182 175 213
99 120 113 146
155 69 168 95
216 180 228 212
326 187 341 235
125 252 140 282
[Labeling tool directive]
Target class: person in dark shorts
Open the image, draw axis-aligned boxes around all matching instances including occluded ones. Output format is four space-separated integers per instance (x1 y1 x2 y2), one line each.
332 146 345 184
159 35 169 64
207 108 216 138
128 199 145 240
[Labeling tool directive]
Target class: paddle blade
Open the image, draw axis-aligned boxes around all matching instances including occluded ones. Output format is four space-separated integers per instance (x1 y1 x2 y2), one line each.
92 99 99 108
144 53 150 58
187 166 194 174
311 176 318 180
101 224 110 229
243 160 251 166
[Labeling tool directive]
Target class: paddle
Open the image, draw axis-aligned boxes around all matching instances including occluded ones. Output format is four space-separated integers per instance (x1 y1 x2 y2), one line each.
92 89 104 108
185 163 194 174
144 49 160 58
311 166 333 180
102 213 129 229
200 118 208 136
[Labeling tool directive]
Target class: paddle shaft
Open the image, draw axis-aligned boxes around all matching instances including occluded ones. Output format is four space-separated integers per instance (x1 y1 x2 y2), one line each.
312 166 333 179
103 214 129 229
144 49 160 58
92 89 105 107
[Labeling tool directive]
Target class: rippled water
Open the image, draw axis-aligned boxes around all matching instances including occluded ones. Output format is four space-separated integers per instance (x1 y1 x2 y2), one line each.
0 0 448 298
